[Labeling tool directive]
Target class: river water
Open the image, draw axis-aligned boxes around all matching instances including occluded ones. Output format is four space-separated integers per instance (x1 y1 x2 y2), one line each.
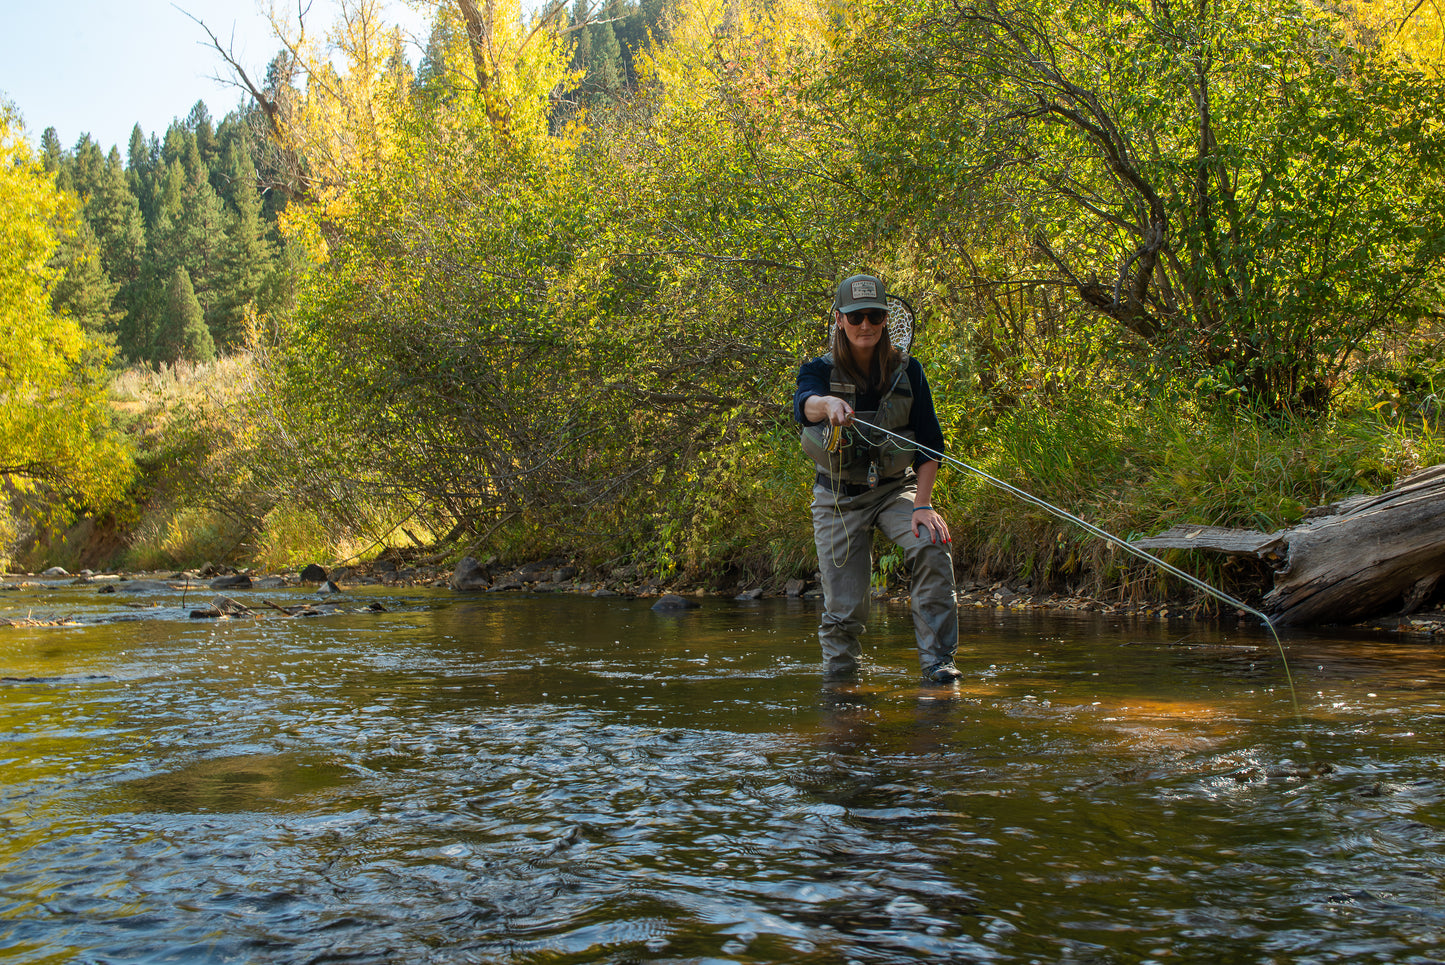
1 580 1442 963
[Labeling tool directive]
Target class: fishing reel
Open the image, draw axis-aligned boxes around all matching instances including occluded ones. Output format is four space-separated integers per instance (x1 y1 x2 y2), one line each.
801 421 851 468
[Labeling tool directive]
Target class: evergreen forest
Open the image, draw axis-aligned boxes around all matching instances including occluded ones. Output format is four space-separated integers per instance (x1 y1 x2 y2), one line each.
6 0 1445 609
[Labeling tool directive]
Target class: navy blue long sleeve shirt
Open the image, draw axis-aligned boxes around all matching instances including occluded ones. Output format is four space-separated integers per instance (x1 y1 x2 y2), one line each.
793 355 946 468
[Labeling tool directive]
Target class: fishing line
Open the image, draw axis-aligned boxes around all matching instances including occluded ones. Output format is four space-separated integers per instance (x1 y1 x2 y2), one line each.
813 286 1302 734
848 415 1300 713
820 426 856 569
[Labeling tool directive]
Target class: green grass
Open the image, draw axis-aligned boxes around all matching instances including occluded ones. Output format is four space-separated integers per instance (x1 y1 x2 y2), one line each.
942 385 1445 605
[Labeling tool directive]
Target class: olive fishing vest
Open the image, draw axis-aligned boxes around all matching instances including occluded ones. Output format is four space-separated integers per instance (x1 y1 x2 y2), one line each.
801 355 916 486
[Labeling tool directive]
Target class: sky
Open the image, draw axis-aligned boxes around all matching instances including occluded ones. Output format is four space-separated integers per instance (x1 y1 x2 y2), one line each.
0 0 431 154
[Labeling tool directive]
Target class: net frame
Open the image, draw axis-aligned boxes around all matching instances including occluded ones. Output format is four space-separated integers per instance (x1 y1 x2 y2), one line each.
886 294 916 360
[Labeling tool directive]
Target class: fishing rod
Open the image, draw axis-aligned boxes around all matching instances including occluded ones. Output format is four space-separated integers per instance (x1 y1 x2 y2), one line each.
849 414 1302 713
815 290 1300 718
849 416 1278 629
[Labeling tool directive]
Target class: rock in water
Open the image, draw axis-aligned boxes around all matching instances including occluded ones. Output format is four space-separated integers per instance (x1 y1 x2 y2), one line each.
211 595 251 615
114 580 176 593
451 556 490 590
651 594 700 610
211 574 252 590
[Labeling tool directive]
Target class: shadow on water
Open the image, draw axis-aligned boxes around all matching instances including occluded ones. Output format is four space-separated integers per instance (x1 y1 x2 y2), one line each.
1 585 1443 962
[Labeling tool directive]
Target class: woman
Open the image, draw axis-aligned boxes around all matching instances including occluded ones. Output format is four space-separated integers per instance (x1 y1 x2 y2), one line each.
794 274 961 683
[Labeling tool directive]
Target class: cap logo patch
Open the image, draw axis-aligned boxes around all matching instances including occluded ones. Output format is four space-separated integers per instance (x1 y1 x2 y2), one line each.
850 279 878 299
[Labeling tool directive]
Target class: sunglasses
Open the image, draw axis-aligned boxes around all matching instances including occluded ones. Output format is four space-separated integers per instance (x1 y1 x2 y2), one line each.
844 309 888 326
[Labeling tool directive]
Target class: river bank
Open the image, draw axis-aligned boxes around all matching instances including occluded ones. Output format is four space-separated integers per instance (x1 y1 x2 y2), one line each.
7 556 1443 639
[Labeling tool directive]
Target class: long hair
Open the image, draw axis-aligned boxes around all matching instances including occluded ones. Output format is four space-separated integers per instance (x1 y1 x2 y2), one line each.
830 314 902 393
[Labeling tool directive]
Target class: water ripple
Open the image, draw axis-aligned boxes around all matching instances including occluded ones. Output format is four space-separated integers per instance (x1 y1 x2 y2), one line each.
2 593 1444 962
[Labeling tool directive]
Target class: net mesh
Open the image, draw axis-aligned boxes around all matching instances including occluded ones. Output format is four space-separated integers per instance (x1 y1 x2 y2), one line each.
886 295 915 359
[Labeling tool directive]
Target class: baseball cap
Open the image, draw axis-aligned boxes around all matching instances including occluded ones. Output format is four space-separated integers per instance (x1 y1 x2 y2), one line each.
835 274 889 313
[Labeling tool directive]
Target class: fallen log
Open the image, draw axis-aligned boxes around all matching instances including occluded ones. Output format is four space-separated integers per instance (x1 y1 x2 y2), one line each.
1130 525 1286 560
1133 464 1445 627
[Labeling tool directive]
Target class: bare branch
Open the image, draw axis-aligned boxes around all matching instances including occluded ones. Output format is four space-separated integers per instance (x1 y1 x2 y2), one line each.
177 3 320 202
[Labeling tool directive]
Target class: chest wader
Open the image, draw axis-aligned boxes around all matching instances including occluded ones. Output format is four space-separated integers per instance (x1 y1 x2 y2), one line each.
800 360 959 679
800 358 915 489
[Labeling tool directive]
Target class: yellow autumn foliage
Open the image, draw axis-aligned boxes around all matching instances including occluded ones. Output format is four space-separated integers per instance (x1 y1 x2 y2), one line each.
0 101 132 542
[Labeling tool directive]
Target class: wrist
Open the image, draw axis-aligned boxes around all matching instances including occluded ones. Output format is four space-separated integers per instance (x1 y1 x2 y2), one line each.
912 505 932 513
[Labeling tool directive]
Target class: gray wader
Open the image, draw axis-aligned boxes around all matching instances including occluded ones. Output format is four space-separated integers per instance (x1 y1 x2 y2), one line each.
811 474 959 677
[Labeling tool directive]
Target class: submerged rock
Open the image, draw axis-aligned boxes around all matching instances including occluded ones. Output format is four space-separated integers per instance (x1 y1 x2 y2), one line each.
651 594 700 611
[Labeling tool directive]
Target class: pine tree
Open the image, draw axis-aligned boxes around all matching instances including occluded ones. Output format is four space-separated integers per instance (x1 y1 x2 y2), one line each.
127 124 151 174
40 128 63 173
153 267 215 364
418 13 464 97
32 111 293 365
125 155 188 362
212 138 276 349
68 135 106 201
187 101 217 170
45 136 128 347
639 0 670 44
91 148 147 355
48 214 121 343
138 162 183 278
161 121 207 187
186 171 230 330
570 0 594 75
135 153 228 358
587 16 625 104
607 0 643 85
127 124 156 224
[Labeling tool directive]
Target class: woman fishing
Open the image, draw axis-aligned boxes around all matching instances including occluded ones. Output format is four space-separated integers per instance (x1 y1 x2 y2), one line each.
794 274 962 683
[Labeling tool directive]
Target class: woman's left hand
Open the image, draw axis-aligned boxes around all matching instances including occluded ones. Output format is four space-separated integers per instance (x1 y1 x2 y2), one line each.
912 507 951 545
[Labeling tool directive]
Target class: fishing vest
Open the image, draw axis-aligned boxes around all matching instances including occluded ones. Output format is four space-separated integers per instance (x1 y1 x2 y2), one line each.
801 355 916 486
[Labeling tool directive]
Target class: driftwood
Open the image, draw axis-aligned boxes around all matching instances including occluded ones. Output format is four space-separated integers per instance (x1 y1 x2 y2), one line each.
1133 465 1445 626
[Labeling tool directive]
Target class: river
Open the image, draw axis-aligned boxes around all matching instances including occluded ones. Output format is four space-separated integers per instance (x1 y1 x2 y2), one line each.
2 580 1442 963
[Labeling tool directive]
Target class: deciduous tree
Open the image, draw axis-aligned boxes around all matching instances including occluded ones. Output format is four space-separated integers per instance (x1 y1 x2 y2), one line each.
835 0 1445 413
0 103 131 521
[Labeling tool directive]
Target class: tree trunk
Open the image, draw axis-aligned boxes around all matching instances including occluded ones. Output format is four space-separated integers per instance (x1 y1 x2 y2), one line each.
1133 465 1445 626
453 0 509 135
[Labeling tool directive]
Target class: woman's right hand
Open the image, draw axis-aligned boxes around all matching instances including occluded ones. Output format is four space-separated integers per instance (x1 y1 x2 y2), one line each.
823 396 854 427
803 393 855 427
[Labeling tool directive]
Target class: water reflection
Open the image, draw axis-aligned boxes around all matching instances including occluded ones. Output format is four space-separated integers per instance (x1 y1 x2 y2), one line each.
117 753 355 812
1 586 1443 962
